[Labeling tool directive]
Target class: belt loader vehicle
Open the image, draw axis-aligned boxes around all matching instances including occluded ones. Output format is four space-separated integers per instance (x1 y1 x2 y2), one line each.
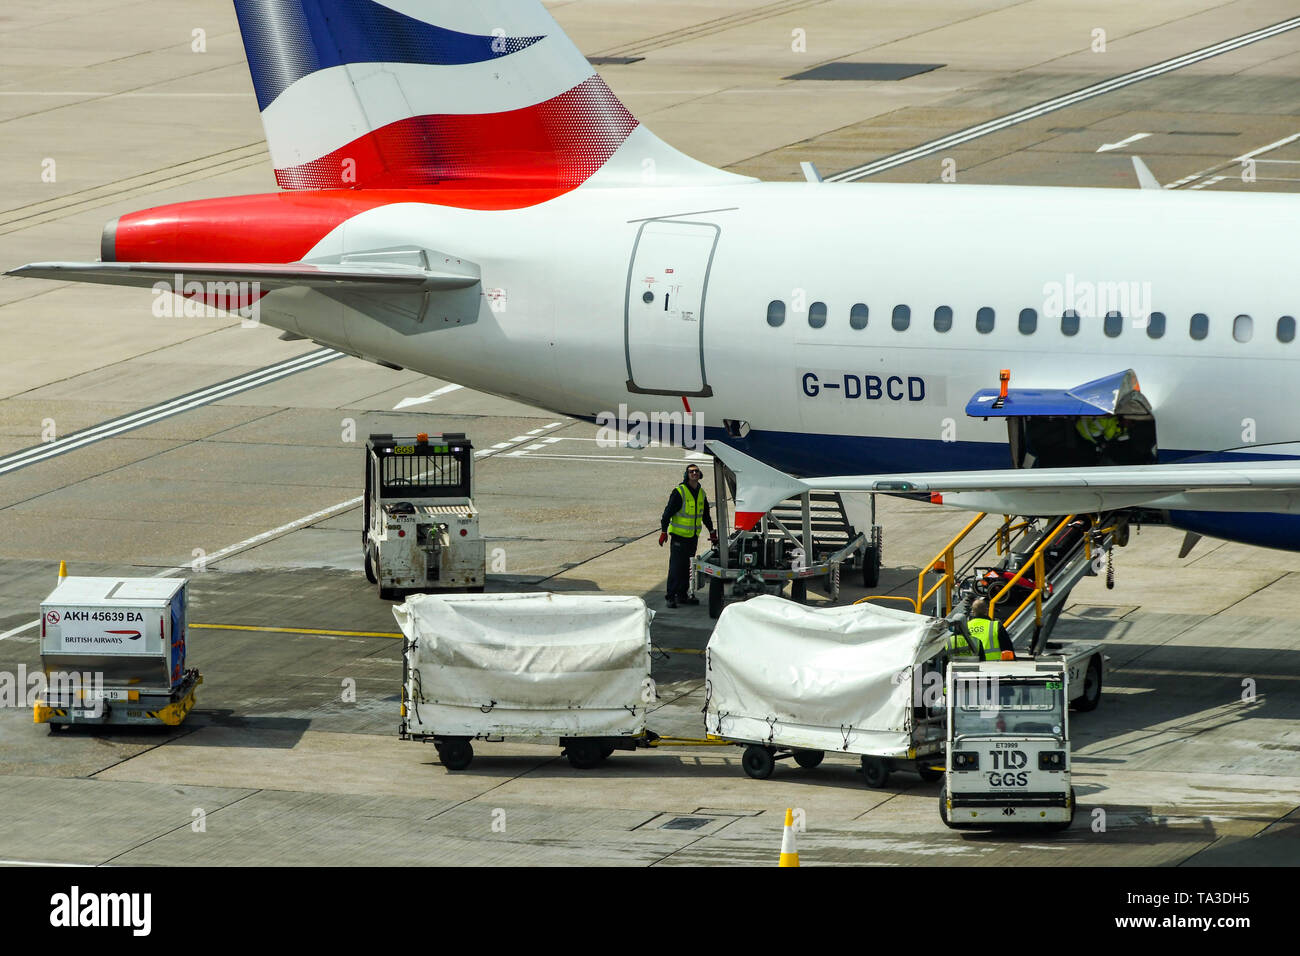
363 432 485 599
941 656 1075 831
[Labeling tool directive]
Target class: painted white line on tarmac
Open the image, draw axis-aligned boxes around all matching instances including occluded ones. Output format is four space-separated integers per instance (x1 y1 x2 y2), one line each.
0 348 342 477
150 422 568 573
1096 132 1151 153
153 496 364 577
1167 131 1300 189
0 620 38 641
0 858 96 867
828 16 1300 182
392 382 462 410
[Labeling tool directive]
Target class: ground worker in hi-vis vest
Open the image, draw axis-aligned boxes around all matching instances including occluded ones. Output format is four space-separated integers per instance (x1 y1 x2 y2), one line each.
949 596 1015 660
659 464 717 608
1076 414 1129 464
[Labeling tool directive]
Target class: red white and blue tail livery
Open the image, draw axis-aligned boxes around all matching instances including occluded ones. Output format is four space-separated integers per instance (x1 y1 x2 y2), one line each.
237 0 740 193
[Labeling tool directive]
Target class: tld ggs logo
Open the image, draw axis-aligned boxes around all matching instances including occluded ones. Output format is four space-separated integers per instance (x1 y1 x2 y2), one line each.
988 771 1029 787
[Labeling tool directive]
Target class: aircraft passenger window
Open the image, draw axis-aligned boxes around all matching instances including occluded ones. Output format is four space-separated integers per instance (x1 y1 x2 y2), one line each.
934 306 953 332
1190 313 1209 340
850 303 869 330
1233 314 1253 343
766 300 785 327
1147 312 1165 338
808 301 827 329
976 307 995 334
1104 311 1122 338
892 304 910 331
1279 316 1296 343
1019 308 1037 334
1061 310 1079 336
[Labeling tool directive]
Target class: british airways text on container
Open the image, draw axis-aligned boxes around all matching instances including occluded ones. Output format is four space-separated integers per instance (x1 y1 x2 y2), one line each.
801 371 928 401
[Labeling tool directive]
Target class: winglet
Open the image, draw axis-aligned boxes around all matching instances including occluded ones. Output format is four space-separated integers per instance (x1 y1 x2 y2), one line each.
708 443 810 531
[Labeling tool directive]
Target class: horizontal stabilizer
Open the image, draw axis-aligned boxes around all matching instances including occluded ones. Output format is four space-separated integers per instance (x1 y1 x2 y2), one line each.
6 257 480 293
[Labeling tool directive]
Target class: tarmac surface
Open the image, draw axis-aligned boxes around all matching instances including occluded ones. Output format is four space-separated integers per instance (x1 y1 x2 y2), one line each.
0 1 1298 866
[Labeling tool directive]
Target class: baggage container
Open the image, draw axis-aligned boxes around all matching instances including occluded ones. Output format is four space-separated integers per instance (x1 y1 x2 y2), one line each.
705 595 949 786
35 576 200 729
395 592 653 769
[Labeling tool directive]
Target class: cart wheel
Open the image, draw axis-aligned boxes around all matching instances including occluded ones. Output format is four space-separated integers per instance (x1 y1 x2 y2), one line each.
436 738 473 771
741 744 777 780
566 739 604 769
363 548 377 585
47 722 67 735
793 749 824 769
600 742 616 760
862 544 881 588
861 756 891 788
938 787 977 829
1072 656 1103 712
708 578 724 619
916 760 944 783
790 579 808 604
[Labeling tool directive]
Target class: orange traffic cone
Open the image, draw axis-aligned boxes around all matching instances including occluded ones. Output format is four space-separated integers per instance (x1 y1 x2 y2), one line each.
779 808 799 867
57 560 67 581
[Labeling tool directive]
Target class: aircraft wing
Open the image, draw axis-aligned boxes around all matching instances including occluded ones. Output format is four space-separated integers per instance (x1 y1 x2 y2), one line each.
709 443 1300 529
5 258 481 293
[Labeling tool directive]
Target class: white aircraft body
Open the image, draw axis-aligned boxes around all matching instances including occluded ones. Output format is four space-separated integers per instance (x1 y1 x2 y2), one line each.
12 0 1300 551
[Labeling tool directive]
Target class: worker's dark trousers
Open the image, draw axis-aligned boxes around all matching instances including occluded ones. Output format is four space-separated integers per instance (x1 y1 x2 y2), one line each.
666 534 699 600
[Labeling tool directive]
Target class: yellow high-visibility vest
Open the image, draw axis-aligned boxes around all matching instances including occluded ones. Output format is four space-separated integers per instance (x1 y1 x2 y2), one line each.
1076 416 1122 444
949 618 1002 660
669 483 706 538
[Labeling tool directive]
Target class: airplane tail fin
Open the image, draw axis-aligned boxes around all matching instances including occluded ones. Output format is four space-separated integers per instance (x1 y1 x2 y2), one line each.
232 0 747 192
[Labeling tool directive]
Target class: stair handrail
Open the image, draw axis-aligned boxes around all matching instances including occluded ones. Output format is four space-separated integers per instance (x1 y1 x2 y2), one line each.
917 512 989 616
989 514 1081 627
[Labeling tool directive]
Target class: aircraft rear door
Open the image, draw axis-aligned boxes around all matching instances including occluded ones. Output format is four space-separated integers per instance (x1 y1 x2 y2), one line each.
624 219 718 397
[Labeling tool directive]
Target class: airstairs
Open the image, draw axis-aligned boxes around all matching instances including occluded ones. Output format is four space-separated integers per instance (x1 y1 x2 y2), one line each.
886 511 1127 653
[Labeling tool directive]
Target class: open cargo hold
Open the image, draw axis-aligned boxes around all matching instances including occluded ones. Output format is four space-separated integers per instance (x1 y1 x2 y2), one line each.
36 576 200 728
394 592 653 769
705 594 949 785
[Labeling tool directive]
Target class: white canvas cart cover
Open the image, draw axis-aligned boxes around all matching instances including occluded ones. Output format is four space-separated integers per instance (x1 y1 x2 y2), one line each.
705 595 949 756
394 592 653 738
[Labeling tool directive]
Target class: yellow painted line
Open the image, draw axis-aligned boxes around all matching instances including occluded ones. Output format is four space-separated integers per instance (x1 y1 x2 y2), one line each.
191 623 402 639
660 647 705 655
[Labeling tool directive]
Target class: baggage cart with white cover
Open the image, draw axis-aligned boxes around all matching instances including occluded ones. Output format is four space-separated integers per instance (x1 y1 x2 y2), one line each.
35 576 200 729
395 592 654 770
705 595 949 786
